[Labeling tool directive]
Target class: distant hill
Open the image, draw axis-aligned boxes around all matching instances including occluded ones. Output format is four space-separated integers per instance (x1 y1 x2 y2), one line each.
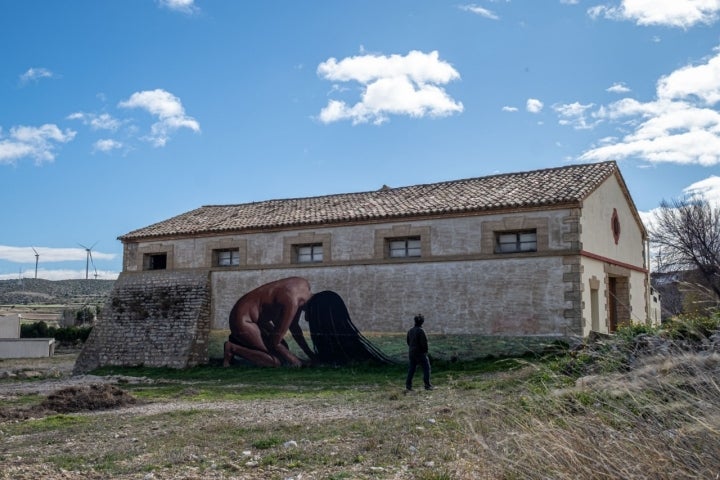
0 279 115 306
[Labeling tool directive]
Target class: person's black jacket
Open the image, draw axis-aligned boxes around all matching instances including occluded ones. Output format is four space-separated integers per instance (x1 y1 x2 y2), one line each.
406 326 428 357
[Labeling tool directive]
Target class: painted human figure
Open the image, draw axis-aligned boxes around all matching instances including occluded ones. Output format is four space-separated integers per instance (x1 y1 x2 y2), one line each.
405 314 433 391
223 277 316 367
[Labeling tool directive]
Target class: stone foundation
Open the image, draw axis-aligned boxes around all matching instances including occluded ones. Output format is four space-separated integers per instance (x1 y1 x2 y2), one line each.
74 270 211 374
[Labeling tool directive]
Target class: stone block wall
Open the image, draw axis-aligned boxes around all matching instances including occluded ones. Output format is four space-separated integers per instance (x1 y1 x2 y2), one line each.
74 270 211 374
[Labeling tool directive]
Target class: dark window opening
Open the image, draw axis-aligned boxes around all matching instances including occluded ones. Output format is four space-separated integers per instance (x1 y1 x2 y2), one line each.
144 253 167 270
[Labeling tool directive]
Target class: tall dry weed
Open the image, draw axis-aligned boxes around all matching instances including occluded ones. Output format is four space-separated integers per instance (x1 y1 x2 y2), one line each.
464 321 720 479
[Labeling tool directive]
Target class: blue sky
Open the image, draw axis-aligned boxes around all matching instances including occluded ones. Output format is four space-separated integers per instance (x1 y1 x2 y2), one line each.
2 0 720 280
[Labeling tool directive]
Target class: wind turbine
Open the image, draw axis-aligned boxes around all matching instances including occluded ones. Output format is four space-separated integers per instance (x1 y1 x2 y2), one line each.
79 242 98 280
32 247 39 279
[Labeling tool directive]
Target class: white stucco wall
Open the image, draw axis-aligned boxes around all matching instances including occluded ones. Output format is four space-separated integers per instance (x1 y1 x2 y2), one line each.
580 174 646 267
579 174 653 332
0 315 20 338
580 258 653 336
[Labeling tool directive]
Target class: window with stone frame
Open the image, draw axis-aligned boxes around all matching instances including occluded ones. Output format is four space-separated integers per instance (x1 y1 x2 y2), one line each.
495 230 537 253
387 236 422 258
213 248 240 267
295 243 323 263
144 252 167 270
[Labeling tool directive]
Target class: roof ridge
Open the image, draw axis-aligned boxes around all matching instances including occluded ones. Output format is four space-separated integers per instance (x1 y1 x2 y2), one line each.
199 161 617 208
120 161 619 241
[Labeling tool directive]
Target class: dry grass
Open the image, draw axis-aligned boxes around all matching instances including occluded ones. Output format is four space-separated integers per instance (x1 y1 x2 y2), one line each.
1 324 719 479
468 351 720 479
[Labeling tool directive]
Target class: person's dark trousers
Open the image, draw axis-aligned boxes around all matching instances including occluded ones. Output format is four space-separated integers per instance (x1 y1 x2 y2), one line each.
406 353 431 390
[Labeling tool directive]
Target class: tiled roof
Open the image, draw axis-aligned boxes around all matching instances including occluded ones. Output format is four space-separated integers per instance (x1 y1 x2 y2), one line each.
119 161 619 241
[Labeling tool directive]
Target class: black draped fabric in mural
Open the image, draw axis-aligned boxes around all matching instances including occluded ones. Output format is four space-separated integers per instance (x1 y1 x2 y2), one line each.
305 291 394 365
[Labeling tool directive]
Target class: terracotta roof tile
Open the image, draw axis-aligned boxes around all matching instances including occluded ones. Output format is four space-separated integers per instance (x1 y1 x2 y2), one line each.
119 161 617 241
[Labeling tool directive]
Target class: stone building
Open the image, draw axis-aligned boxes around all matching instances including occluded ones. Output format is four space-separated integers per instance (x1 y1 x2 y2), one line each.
76 161 660 371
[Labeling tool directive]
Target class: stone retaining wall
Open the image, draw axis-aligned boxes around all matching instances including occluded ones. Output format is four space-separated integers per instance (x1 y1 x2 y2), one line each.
74 270 211 374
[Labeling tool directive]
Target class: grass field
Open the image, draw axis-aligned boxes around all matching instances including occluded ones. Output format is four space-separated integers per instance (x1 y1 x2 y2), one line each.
1 322 719 480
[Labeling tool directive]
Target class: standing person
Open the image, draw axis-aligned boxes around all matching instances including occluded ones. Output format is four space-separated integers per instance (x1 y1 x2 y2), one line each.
405 314 433 391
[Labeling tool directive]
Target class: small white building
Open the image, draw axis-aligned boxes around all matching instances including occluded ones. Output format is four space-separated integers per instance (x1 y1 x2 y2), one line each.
0 314 55 359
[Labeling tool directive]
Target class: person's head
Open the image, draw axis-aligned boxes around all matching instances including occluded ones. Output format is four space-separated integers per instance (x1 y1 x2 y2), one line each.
414 314 424 326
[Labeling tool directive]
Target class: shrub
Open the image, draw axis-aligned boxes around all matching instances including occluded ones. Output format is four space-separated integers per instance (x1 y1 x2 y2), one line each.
664 312 720 341
20 321 92 343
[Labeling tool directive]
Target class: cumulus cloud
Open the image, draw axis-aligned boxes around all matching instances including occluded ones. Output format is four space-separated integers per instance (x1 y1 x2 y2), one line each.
93 139 123 153
502 106 519 112
588 0 720 28
554 102 597 129
580 48 720 166
459 4 500 20
607 82 631 93
684 175 720 204
118 89 200 146
0 124 76 165
640 175 720 232
157 0 198 14
19 67 55 84
317 50 463 125
526 98 544 113
67 112 121 131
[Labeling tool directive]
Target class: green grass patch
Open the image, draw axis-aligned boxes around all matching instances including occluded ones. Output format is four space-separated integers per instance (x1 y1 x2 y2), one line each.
14 414 89 433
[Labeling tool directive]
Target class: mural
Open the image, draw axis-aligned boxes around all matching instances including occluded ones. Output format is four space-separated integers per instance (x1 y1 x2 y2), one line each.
223 277 392 367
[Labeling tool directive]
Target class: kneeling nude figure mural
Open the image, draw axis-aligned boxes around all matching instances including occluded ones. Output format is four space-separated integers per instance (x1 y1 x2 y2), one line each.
223 277 314 367
223 276 391 367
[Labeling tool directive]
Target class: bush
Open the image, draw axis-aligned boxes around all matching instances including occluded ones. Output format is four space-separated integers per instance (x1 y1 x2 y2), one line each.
20 321 93 343
664 312 720 341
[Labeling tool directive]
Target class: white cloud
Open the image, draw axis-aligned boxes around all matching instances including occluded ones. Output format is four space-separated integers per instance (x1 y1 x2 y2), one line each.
459 4 500 20
0 268 119 281
0 124 76 165
317 50 463 125
526 98 544 113
607 82 631 93
0 245 115 264
561 0 580 4
684 175 720 204
588 0 720 28
0 245 119 280
554 102 597 129
502 106 519 112
157 0 198 14
93 139 123 152
67 112 121 131
19 67 54 84
580 48 720 166
640 175 720 232
657 50 720 105
118 89 200 146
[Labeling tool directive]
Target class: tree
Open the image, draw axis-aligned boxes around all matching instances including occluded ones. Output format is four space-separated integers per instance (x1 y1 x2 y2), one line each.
650 197 720 303
75 306 96 325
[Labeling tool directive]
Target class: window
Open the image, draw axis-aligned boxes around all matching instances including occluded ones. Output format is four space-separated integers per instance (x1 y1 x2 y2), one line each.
144 253 167 270
495 230 537 253
611 208 621 244
214 248 240 267
388 237 421 258
295 244 323 263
